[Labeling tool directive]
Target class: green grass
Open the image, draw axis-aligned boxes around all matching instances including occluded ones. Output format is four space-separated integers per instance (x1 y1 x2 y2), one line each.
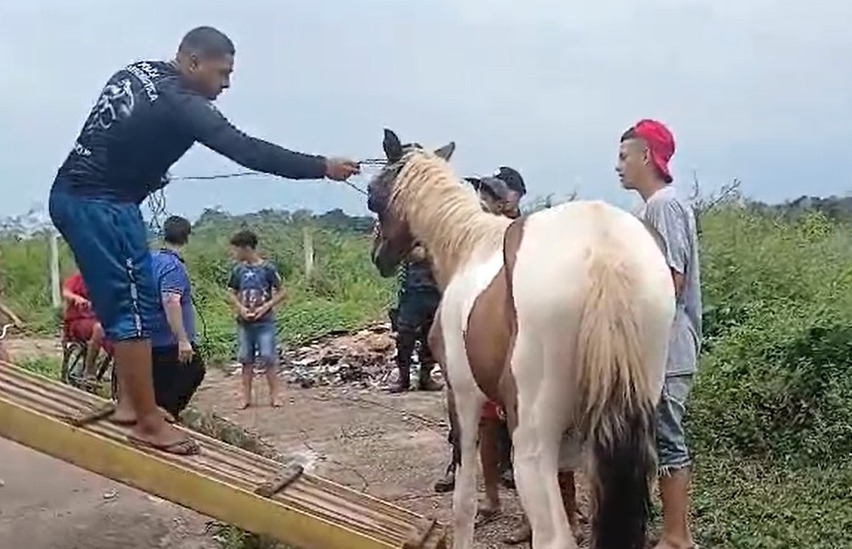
691 452 852 548
3 205 851 548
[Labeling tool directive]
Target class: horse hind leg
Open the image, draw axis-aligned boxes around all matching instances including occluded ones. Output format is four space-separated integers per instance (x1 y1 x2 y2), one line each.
511 337 577 549
451 388 485 549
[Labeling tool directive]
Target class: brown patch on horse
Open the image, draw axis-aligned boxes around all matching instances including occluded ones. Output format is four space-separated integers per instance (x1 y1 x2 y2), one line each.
463 217 527 415
497 217 525 433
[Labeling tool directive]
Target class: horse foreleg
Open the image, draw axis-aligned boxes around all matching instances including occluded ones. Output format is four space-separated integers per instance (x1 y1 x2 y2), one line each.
511 343 577 549
451 389 483 549
513 422 576 549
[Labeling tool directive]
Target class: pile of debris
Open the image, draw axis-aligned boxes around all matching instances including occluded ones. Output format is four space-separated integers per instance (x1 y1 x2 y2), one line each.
277 322 437 389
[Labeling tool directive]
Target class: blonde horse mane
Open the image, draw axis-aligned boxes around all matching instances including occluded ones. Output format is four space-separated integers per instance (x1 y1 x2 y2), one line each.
388 151 511 286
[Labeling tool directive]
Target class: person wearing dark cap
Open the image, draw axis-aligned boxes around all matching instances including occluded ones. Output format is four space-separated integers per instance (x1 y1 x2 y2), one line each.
617 119 702 549
433 168 525 493
464 165 526 219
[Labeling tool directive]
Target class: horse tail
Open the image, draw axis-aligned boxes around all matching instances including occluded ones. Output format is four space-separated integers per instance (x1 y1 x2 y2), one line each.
574 249 657 549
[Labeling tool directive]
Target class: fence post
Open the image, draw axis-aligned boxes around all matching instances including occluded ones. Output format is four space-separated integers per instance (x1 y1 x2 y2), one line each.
303 226 315 279
49 229 60 309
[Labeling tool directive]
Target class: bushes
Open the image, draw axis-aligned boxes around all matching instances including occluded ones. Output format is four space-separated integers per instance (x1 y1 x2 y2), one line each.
0 216 395 362
690 208 852 465
692 313 852 465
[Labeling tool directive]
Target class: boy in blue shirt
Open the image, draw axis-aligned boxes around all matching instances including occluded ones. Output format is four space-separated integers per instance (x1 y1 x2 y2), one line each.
227 230 287 408
149 216 205 419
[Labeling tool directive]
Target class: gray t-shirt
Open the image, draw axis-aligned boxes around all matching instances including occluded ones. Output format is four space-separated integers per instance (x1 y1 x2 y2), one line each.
639 186 703 376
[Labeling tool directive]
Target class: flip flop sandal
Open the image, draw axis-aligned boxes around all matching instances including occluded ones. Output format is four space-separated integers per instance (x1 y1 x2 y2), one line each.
127 435 200 456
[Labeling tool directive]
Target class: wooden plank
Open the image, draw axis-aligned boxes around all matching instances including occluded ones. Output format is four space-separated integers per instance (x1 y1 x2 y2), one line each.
0 362 447 549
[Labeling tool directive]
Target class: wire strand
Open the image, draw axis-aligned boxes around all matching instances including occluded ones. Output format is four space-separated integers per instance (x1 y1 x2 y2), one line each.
144 159 384 359
168 159 386 196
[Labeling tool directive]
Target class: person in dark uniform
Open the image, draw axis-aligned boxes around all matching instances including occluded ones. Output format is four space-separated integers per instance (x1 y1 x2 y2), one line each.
389 243 443 393
48 26 360 455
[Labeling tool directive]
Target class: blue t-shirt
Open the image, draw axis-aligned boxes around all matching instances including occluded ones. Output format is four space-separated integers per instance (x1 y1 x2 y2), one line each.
227 261 281 325
51 60 327 204
149 249 196 348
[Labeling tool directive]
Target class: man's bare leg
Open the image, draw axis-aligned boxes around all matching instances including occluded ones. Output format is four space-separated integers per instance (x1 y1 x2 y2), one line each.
480 422 501 507
654 468 694 549
559 471 580 533
265 366 282 407
83 323 105 378
111 339 191 449
240 363 254 409
478 419 502 522
505 470 579 544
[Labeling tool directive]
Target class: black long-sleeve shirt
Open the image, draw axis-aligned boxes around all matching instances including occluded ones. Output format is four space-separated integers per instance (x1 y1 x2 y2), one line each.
52 60 327 204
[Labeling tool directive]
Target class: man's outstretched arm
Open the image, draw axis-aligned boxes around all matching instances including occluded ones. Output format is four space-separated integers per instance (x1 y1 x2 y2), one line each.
169 89 357 181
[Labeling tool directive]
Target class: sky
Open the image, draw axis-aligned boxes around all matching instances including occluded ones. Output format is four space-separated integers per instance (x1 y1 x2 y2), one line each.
1 0 850 222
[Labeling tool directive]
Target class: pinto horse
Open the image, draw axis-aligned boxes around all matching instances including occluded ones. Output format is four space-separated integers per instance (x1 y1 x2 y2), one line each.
367 129 675 549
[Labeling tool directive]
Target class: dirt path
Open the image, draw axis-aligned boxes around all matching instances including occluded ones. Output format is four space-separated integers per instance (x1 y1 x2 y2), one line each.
193 368 592 548
1 336 592 548
0 336 216 549
0 438 215 549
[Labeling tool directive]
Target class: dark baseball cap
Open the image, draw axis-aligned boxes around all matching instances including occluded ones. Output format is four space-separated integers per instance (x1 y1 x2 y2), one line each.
465 176 512 201
493 166 526 196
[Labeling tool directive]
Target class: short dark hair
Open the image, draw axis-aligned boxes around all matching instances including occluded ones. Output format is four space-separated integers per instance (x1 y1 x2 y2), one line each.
178 26 235 58
620 128 639 142
230 229 258 249
163 216 192 246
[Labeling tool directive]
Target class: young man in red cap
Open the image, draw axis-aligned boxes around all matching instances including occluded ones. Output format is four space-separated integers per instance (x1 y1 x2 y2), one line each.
616 119 702 549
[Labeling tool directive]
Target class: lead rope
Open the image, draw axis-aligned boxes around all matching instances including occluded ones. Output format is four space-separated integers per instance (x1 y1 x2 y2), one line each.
146 159 386 361
168 157 387 195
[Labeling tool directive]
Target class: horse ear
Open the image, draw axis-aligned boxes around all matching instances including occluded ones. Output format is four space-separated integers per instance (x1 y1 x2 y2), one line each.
434 141 456 161
383 129 404 162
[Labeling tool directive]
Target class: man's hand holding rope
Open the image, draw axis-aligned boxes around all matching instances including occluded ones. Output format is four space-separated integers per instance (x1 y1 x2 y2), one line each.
325 158 361 181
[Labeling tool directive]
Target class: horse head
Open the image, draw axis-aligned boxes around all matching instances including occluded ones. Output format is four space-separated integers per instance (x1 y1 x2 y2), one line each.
367 128 455 277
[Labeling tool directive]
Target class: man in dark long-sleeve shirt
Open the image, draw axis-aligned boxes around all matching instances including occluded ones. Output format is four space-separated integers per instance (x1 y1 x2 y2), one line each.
48 26 359 455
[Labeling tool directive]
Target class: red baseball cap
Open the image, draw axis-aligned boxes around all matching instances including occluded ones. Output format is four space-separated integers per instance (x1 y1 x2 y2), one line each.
630 119 675 183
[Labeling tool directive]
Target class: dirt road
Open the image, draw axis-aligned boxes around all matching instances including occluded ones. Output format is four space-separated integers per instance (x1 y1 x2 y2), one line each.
0 438 215 549
0 338 216 549
192 369 592 548
1 336 591 548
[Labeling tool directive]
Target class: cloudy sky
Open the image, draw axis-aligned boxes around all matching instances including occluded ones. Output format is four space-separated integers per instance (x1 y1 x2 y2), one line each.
0 0 849 221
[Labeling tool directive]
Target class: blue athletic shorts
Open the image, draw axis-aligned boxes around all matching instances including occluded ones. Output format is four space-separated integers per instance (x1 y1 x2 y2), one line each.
237 322 277 368
49 189 158 342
